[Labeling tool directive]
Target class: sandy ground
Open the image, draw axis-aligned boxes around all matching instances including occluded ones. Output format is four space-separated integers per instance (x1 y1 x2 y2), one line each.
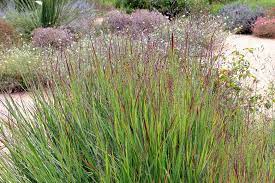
0 92 34 152
0 92 34 121
224 34 275 91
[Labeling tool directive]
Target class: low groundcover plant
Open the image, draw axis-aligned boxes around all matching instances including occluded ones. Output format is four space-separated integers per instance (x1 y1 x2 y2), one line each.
0 44 47 92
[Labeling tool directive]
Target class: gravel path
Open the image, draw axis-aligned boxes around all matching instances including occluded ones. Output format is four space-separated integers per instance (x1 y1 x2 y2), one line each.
0 92 34 121
224 35 275 91
0 92 34 152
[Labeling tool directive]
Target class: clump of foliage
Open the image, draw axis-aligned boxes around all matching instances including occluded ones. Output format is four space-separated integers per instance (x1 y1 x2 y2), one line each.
104 10 132 32
0 19 16 47
0 21 273 182
144 14 226 56
6 0 94 37
104 9 168 36
114 0 212 18
115 0 150 11
32 27 74 49
130 9 169 35
149 0 194 18
253 17 275 38
219 3 264 34
13 0 37 11
265 7 275 18
0 45 46 92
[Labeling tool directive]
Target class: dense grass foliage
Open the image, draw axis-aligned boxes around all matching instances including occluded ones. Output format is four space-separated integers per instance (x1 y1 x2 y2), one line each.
0 28 273 182
0 0 273 182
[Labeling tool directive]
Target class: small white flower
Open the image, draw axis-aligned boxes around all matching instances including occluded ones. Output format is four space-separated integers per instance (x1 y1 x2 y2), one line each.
35 1 42 5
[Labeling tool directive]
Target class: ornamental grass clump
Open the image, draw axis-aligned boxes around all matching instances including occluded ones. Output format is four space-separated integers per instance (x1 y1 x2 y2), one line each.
0 26 273 182
219 3 264 34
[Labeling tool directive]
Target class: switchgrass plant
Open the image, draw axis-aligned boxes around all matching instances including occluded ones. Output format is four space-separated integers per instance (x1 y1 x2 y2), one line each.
0 27 273 182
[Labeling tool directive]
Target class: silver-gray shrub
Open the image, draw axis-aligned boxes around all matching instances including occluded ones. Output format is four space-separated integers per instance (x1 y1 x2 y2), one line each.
32 27 74 49
219 3 264 34
104 10 132 32
104 9 168 36
130 9 169 36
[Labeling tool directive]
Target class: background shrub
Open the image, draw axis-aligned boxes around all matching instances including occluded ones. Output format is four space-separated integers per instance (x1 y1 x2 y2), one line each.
115 0 150 12
253 17 275 38
130 9 168 35
104 9 168 36
104 10 132 32
102 13 225 57
32 27 74 49
114 0 211 18
219 3 264 34
0 19 16 47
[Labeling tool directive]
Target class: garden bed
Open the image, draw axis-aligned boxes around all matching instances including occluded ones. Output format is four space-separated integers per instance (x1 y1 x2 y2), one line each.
0 0 273 182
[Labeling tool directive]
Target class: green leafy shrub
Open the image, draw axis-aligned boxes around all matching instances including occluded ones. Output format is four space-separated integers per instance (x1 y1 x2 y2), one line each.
219 3 264 34
115 0 150 12
115 0 211 18
150 0 194 18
